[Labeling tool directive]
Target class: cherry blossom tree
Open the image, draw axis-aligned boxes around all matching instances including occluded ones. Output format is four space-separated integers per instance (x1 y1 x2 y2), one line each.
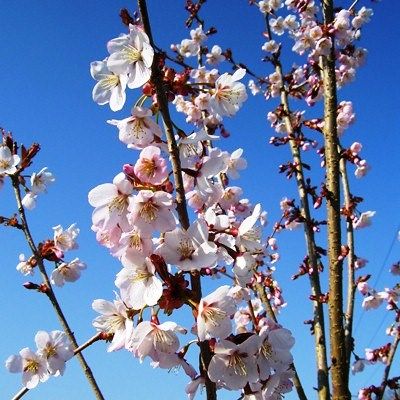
2 1 399 400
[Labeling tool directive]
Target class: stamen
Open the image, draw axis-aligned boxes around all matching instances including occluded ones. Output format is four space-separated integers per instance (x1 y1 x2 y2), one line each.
122 44 142 63
140 158 157 178
44 344 57 359
0 160 11 169
99 74 120 90
261 340 273 359
202 306 227 326
178 239 195 260
139 201 158 222
129 232 142 250
24 359 39 373
109 195 128 214
228 352 247 376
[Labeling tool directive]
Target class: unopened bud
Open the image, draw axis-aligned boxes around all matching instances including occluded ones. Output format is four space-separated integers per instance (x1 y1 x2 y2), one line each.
23 282 40 290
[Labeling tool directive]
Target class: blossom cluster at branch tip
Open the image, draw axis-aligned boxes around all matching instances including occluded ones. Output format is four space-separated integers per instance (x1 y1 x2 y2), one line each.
6 331 73 389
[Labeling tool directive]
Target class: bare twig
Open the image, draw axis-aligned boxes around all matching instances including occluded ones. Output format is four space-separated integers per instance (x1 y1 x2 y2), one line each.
11 177 105 400
339 151 356 369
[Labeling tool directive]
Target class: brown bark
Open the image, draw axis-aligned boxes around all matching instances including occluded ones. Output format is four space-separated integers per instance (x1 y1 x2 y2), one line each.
321 1 350 399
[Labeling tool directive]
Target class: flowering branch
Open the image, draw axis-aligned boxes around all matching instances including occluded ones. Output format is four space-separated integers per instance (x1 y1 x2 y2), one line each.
10 176 105 400
136 1 216 399
263 13 330 399
11 332 104 400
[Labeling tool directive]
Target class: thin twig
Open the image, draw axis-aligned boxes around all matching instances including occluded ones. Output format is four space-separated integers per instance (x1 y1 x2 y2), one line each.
348 0 360 12
11 333 103 400
339 151 356 369
11 177 105 400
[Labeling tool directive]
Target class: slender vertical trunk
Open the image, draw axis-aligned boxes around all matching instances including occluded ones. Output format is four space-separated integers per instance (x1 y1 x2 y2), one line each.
274 59 330 399
321 1 350 398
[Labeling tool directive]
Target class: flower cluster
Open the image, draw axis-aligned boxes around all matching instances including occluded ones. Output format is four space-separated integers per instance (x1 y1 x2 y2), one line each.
6 331 73 389
88 11 296 399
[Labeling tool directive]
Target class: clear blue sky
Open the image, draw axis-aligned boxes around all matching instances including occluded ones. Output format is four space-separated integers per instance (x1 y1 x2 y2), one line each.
1 1 399 399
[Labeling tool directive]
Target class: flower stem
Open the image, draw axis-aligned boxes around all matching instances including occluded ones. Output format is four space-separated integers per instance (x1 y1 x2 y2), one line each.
11 177 105 400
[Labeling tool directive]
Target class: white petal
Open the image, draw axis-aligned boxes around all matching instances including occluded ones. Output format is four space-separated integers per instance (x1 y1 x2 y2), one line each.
88 183 118 207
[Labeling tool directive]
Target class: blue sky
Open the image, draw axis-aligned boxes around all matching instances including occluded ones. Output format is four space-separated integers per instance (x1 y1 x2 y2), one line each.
1 1 399 399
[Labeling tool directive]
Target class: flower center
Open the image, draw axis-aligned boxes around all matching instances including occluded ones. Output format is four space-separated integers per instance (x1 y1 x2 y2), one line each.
139 201 158 222
24 359 39 373
129 232 142 250
123 44 142 63
109 195 129 214
261 340 273 359
99 74 120 90
178 239 195 260
228 352 247 376
133 270 153 283
140 158 157 178
55 233 71 248
154 329 175 353
44 344 58 359
0 160 11 169
106 315 125 334
130 119 147 140
202 306 227 326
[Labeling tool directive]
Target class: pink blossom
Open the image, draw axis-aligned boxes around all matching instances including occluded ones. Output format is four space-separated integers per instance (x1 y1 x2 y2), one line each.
88 172 133 231
157 219 218 271
35 331 74 376
92 297 133 352
50 258 86 287
128 190 176 234
208 335 260 390
6 348 49 389
108 106 162 149
115 255 163 310
129 320 186 362
209 68 247 117
362 293 384 310
53 223 80 252
134 146 168 185
197 285 236 341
